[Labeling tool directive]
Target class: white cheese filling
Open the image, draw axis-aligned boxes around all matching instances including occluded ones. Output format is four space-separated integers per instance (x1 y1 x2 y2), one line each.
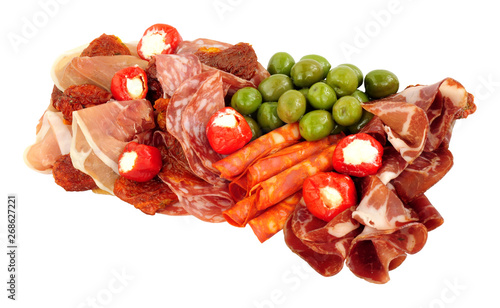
126 76 145 99
119 151 138 173
212 113 238 128
319 186 343 209
140 32 171 59
342 139 378 165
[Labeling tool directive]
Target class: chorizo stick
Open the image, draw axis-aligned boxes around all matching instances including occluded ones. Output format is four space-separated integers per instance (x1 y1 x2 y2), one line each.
212 122 301 181
223 143 337 227
229 134 343 201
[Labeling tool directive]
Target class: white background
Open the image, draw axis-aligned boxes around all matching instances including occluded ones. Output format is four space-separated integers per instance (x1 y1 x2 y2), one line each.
1 0 499 307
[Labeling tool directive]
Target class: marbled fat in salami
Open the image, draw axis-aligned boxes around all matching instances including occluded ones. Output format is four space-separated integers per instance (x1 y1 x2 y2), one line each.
154 54 202 97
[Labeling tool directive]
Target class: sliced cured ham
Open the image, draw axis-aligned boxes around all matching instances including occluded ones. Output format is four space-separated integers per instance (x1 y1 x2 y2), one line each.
71 99 156 194
346 223 428 284
213 123 301 181
284 200 361 276
407 194 444 231
391 147 453 203
24 109 72 173
352 175 418 231
154 54 202 97
53 55 148 92
362 100 428 163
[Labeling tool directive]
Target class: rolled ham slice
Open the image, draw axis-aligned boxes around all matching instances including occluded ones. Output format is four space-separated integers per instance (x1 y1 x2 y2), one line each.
24 109 72 173
71 99 156 194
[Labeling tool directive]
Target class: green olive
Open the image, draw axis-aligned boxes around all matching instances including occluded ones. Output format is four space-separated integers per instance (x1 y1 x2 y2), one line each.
332 96 363 126
257 102 285 132
307 82 337 110
347 110 374 134
258 74 294 102
300 54 331 79
243 116 262 140
351 89 370 103
231 87 262 115
299 110 334 141
290 59 324 88
326 65 359 97
364 69 399 99
267 52 295 76
338 63 363 87
277 90 307 123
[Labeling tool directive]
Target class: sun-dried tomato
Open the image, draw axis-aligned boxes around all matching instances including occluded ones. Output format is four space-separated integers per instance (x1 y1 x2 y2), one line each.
80 34 131 57
153 98 170 131
194 43 258 80
52 84 112 124
52 154 98 191
114 176 179 215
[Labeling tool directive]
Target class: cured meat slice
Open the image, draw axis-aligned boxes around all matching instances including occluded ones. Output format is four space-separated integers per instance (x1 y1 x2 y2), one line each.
71 99 156 194
154 54 202 97
213 122 301 181
202 64 257 95
375 146 408 185
229 134 343 201
391 147 454 203
166 70 227 185
248 191 302 243
352 175 418 231
362 100 428 163
346 223 428 284
53 55 148 92
284 200 361 277
407 194 444 231
359 116 387 146
24 109 72 173
223 144 338 227
155 131 233 222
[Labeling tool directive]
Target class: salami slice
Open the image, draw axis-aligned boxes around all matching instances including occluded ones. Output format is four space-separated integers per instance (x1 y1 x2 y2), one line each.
166 70 227 186
213 122 302 181
154 54 202 97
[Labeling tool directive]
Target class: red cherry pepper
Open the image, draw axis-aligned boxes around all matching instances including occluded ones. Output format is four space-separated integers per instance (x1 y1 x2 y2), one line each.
332 133 384 177
302 172 357 222
137 23 183 60
118 142 162 182
206 107 252 155
111 66 148 101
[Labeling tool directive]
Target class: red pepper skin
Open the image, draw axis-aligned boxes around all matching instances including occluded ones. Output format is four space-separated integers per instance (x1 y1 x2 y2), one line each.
111 66 148 101
118 142 162 182
332 133 384 177
137 23 183 60
303 172 357 222
206 107 252 155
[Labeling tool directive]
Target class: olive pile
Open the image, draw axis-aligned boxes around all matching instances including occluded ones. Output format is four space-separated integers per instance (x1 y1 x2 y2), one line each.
230 52 399 141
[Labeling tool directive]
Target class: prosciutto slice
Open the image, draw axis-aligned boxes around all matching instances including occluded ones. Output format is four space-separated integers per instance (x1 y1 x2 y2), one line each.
53 55 148 92
346 223 428 284
24 109 72 173
71 99 155 194
284 200 361 276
